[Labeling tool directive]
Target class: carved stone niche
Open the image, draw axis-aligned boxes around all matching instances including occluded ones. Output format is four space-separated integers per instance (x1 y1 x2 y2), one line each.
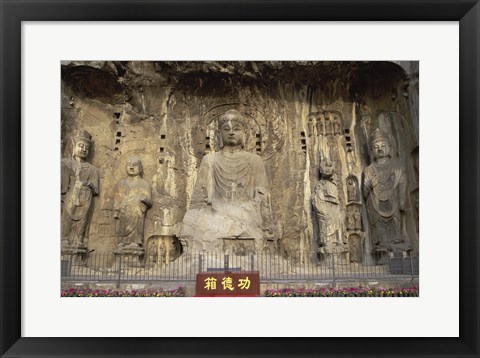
312 110 343 138
223 237 256 256
346 175 360 203
145 235 182 267
307 113 317 137
348 233 363 263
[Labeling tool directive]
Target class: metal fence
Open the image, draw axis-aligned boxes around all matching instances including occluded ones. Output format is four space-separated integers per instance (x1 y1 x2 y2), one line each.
61 251 418 287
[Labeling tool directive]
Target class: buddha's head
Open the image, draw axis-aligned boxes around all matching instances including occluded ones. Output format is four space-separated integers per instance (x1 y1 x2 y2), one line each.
319 161 335 179
125 156 143 177
218 110 247 148
370 128 392 161
72 129 92 160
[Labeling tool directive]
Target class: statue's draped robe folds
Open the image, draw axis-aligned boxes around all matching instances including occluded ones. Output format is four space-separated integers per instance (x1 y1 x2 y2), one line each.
178 150 271 251
114 178 152 245
312 179 345 253
61 158 99 246
363 159 411 253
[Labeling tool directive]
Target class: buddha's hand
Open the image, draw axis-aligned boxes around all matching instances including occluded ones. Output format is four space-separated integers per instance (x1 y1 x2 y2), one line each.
363 176 372 198
82 181 95 191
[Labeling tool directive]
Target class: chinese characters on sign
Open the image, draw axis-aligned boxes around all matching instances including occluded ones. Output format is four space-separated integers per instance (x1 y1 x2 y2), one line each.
196 271 260 296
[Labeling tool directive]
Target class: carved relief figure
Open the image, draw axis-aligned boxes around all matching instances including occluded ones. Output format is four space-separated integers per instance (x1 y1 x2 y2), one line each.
363 128 411 260
348 234 363 263
333 117 341 135
176 109 274 251
324 118 333 136
346 176 359 203
316 118 324 136
113 157 152 253
307 115 316 137
312 161 347 254
61 129 99 253
346 204 362 231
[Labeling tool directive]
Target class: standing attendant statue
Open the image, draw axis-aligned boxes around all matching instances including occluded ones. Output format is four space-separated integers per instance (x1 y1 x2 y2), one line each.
176 109 274 252
312 161 347 255
61 129 99 254
114 157 152 254
363 128 411 262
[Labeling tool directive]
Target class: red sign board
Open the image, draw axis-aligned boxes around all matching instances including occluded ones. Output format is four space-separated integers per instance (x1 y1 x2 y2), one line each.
195 271 260 297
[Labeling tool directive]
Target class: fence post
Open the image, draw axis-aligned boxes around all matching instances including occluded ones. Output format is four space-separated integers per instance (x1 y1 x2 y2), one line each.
198 253 203 273
409 254 415 281
224 254 229 271
331 253 336 287
116 255 122 289
250 254 254 271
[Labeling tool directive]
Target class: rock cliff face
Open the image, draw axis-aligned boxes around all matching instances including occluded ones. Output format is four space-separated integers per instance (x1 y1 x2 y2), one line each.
61 61 419 263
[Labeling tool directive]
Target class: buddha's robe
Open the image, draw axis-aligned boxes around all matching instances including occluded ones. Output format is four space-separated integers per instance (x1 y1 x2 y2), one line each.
177 149 271 250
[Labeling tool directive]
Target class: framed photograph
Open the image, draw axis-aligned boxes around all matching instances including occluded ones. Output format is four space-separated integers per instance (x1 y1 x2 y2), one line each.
1 0 478 357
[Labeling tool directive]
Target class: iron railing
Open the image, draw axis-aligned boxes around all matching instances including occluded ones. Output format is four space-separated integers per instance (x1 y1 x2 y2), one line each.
61 251 419 287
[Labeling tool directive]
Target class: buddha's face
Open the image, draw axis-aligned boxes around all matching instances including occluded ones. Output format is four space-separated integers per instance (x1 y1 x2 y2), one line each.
372 140 391 160
320 162 334 178
220 120 244 147
126 158 142 176
73 140 90 159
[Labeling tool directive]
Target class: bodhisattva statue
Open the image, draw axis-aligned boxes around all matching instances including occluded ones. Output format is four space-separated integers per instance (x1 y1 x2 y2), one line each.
363 128 411 261
61 129 99 254
312 161 347 255
113 157 152 254
176 109 274 252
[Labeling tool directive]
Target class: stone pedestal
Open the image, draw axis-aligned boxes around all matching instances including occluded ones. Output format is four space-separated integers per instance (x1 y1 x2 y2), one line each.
114 244 145 268
348 233 363 263
61 241 88 265
145 235 182 266
374 249 391 265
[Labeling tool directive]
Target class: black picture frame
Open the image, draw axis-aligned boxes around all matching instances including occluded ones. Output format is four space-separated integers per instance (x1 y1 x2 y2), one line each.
1 1 478 357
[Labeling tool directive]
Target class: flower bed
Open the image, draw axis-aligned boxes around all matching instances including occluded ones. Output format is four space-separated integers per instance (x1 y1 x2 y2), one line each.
265 286 419 297
61 287 185 297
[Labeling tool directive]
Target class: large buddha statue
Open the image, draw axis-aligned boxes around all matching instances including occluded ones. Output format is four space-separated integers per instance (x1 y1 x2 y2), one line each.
61 129 99 254
176 109 273 252
363 128 411 262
